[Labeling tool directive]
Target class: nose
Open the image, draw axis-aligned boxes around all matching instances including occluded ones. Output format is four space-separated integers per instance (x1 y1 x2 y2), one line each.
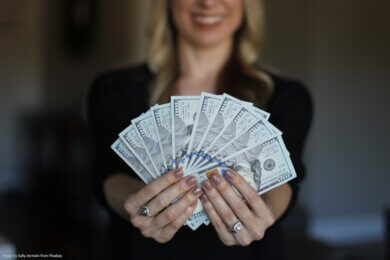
198 0 218 8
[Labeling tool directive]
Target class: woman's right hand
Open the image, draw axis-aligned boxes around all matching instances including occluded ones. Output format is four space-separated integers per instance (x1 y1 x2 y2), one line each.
124 168 202 243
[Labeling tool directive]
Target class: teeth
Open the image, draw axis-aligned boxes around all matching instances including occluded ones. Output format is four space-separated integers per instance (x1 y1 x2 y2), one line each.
194 15 223 25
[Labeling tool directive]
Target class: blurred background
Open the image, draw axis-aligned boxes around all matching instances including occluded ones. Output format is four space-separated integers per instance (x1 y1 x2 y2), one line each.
0 0 389 259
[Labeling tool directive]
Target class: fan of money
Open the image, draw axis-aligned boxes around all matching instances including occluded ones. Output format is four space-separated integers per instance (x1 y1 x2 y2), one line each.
112 93 296 230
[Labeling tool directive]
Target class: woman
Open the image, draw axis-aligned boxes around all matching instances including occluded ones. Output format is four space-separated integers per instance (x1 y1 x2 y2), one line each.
88 0 312 259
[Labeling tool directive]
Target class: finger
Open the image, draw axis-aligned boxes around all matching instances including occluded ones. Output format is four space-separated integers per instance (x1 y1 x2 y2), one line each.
225 169 275 230
208 171 261 239
223 169 271 219
160 200 198 240
154 185 202 228
201 194 236 246
146 175 198 216
202 179 252 246
125 168 184 215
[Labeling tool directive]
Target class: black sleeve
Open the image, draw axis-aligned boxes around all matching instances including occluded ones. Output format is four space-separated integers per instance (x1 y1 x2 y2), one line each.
86 73 135 214
268 80 313 222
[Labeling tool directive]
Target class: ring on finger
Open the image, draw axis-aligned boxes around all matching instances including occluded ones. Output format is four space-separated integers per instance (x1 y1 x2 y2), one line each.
228 220 244 233
138 205 152 217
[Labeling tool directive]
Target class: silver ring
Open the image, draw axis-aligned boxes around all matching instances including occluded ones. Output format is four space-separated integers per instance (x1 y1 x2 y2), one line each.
229 221 244 233
138 205 151 217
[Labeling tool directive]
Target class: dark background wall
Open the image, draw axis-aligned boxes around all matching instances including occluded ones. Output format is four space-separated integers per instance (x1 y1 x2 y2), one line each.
263 0 390 245
0 0 389 258
266 0 390 245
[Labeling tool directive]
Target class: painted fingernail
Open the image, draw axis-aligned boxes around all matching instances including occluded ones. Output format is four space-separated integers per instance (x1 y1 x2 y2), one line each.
211 173 222 185
174 168 183 178
201 194 209 203
192 186 202 196
186 176 197 186
203 180 213 190
225 169 236 179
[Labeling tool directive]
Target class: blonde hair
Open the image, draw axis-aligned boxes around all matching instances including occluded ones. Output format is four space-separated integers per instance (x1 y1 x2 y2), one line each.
147 0 273 107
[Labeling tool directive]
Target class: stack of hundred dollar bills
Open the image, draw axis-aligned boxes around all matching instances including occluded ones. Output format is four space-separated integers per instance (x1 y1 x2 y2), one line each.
111 93 296 230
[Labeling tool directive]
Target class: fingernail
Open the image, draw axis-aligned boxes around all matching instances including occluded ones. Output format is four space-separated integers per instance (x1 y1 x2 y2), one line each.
186 176 197 186
192 186 202 196
211 174 221 185
203 180 213 190
225 169 236 179
201 194 209 203
174 168 183 178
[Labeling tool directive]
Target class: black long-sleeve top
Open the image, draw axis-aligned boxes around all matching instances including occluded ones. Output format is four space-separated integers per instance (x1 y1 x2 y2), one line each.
87 64 313 260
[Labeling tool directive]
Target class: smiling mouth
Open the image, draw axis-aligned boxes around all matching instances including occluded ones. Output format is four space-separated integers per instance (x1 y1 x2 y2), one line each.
192 15 224 26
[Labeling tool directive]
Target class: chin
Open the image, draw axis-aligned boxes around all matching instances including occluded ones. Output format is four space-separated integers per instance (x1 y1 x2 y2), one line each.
190 32 231 49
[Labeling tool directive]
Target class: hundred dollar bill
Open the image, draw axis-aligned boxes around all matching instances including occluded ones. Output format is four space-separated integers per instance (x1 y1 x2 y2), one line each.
187 93 246 170
152 103 174 171
185 198 205 230
188 135 296 224
249 106 282 136
251 105 270 121
132 110 168 176
186 119 277 227
208 135 295 193
196 118 277 169
183 93 222 170
267 122 282 136
119 124 159 178
111 139 154 183
187 207 206 229
185 194 213 228
171 96 200 169
188 107 280 228
191 105 259 169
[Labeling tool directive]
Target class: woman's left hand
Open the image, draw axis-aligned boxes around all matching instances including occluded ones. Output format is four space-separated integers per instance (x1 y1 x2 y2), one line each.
201 169 276 247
